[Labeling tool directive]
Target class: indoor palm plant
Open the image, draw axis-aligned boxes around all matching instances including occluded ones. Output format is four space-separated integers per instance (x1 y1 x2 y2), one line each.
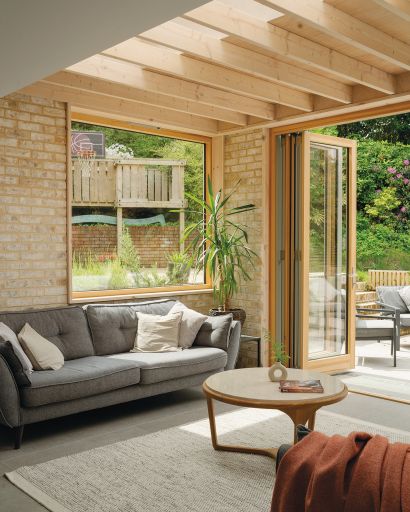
183 177 257 324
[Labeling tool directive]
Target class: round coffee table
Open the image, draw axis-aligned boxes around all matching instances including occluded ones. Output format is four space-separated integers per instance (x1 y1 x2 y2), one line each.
203 367 347 459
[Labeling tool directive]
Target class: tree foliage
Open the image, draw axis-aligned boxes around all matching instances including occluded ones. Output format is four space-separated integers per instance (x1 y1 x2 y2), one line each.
337 113 410 144
316 119 410 271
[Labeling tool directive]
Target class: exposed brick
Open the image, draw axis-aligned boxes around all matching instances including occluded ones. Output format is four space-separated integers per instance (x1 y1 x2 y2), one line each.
0 93 67 310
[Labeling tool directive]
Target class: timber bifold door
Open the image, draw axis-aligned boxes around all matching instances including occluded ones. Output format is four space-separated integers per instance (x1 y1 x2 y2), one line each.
275 132 357 373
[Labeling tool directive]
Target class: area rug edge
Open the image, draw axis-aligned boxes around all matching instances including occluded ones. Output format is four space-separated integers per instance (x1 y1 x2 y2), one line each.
5 470 71 512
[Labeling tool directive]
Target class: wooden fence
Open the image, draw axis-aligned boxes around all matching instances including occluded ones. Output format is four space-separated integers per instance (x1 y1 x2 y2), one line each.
368 269 410 288
72 158 187 209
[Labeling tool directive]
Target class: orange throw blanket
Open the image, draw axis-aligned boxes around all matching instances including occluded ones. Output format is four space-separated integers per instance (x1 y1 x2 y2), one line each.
271 431 410 512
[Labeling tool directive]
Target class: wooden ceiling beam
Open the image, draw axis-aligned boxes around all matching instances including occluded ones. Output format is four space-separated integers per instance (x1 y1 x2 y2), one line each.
351 0 410 22
44 71 248 126
183 2 395 94
68 55 274 120
102 38 314 111
19 82 219 135
256 0 410 70
140 21 352 103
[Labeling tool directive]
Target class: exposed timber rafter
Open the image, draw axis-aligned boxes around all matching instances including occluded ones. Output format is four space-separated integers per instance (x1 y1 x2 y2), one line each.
183 1 396 94
20 81 219 135
102 38 314 112
68 54 276 120
44 70 248 125
140 20 352 103
256 0 410 70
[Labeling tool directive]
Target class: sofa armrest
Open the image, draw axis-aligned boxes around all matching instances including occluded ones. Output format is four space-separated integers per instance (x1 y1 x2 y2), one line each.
0 354 21 428
225 320 241 370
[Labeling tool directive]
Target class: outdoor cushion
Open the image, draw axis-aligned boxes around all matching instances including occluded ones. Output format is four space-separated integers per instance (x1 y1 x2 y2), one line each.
85 300 176 355
376 286 408 313
356 318 395 338
20 356 141 407
398 286 410 311
108 346 227 385
194 314 233 350
399 313 410 327
0 306 94 360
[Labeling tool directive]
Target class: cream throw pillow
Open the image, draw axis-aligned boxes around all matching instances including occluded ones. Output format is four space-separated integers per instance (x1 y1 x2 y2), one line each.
18 323 64 371
132 312 183 353
169 302 207 348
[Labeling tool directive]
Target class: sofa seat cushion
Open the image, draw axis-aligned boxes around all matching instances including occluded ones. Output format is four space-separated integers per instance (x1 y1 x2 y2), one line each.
108 347 227 385
0 306 94 360
356 318 395 338
21 356 141 407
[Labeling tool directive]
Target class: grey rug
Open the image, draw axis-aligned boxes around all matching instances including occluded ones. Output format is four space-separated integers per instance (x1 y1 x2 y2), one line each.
6 409 410 512
338 371 410 401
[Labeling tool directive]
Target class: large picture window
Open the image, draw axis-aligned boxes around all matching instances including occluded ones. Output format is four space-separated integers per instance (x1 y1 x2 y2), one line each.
69 119 210 299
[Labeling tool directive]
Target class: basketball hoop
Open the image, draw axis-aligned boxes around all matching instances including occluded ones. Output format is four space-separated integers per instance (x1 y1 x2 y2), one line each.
76 148 96 178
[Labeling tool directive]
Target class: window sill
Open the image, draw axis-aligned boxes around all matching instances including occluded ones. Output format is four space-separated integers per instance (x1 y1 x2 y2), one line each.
70 287 213 305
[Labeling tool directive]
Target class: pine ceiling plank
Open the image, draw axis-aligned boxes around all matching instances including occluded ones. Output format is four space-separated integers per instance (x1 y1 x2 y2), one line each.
44 70 248 125
102 38 314 111
256 0 410 70
183 2 395 94
141 21 352 103
20 82 219 135
68 55 275 120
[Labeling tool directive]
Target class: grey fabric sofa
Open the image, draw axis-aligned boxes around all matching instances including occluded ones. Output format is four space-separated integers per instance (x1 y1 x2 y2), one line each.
0 299 241 449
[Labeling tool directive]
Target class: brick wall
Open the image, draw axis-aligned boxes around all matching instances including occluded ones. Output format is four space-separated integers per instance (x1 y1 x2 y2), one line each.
224 129 265 367
0 93 68 309
72 225 182 267
0 93 263 365
0 92 216 313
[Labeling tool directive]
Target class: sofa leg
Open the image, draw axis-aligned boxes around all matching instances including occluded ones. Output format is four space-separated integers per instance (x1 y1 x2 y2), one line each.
13 425 24 449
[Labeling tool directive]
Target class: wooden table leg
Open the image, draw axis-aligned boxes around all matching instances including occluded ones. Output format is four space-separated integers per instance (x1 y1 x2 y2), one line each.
206 397 278 459
287 406 318 443
308 411 316 431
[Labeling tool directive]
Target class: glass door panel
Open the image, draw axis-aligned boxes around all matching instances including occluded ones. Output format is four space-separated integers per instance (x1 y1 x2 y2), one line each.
301 133 356 371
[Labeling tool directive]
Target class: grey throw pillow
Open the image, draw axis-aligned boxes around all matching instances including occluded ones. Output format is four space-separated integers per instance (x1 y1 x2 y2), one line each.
0 339 31 387
194 314 233 350
0 322 33 375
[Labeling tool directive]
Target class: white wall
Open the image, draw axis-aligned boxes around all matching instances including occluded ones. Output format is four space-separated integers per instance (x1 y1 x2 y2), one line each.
0 0 208 97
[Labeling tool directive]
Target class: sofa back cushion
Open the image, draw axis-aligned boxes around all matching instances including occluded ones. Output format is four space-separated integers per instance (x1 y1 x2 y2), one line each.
0 306 94 360
85 299 176 355
376 286 408 313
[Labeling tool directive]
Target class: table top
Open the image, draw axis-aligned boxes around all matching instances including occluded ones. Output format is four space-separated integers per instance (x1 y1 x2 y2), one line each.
203 367 347 407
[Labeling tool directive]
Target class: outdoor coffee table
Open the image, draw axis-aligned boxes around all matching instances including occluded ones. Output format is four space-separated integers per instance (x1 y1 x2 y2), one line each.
203 367 348 459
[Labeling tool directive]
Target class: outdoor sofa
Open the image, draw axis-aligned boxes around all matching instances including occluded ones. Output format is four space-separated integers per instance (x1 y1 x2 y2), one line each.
0 299 240 449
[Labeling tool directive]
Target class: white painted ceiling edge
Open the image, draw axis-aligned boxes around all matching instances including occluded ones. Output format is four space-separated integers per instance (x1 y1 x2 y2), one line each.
0 0 209 97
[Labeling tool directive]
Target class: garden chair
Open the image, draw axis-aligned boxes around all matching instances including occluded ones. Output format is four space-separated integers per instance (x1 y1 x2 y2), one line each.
356 303 400 366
